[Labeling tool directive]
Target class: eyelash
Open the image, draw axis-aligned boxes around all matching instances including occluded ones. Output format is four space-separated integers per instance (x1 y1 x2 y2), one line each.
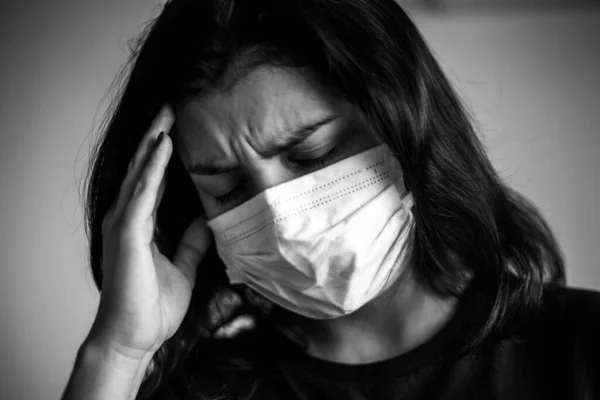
213 147 338 206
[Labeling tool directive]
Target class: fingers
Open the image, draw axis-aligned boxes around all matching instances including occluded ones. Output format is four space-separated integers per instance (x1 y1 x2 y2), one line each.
125 131 173 234
129 105 174 178
172 217 213 285
214 315 256 340
115 105 175 217
152 165 168 223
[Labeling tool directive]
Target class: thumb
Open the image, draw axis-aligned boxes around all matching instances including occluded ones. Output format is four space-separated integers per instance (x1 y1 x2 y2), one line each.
172 216 213 285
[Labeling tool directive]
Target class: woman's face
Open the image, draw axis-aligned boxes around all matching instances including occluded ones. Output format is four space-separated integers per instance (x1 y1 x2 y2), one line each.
174 65 380 219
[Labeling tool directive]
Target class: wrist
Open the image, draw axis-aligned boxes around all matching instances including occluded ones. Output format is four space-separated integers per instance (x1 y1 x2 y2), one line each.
62 337 157 400
81 334 156 368
85 316 161 362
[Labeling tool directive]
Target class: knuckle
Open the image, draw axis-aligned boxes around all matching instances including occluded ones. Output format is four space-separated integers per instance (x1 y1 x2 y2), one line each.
110 219 136 244
133 177 149 196
115 227 135 245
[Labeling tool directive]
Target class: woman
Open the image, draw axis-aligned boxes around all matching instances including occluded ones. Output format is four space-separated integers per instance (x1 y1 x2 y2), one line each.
62 0 600 399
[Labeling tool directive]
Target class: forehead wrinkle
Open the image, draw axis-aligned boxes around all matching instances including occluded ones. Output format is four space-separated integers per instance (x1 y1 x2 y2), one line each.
239 102 303 157
180 65 344 169
227 73 301 157
232 74 332 157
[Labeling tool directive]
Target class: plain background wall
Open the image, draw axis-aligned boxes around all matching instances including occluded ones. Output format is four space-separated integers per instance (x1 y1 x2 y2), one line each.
1 1 599 399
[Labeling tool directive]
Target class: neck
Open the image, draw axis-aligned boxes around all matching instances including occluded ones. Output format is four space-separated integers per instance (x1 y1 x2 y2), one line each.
295 271 458 365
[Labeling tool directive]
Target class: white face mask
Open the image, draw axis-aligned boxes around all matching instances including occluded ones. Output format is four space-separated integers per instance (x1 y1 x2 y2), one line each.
207 144 415 319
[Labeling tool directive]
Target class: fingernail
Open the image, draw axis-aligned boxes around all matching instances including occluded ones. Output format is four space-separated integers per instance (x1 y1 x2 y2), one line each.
154 131 165 151
162 104 175 123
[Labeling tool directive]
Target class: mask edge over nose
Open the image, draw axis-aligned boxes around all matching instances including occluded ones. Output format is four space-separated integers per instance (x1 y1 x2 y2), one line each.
208 144 415 319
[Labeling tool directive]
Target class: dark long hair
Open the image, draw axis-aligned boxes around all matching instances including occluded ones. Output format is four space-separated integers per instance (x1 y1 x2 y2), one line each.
83 0 565 398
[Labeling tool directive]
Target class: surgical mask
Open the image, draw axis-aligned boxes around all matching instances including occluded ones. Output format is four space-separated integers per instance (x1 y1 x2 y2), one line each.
206 144 415 319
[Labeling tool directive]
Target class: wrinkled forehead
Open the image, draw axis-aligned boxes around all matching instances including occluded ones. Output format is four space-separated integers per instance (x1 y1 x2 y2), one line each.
172 65 350 166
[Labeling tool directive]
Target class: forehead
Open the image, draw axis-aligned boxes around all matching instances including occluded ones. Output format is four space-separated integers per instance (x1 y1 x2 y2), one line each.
173 66 346 166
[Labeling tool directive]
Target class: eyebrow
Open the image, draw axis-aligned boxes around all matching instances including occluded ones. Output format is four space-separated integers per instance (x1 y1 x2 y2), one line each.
187 113 339 176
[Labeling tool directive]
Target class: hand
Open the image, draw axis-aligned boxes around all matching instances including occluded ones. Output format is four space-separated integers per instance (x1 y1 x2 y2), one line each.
89 104 211 360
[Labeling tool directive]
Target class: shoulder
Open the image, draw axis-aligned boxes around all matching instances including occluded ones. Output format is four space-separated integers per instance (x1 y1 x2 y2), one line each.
539 284 600 329
488 284 600 396
521 284 600 366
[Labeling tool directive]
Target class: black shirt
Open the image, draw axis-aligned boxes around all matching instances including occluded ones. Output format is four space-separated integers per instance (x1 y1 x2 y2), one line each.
256 285 600 400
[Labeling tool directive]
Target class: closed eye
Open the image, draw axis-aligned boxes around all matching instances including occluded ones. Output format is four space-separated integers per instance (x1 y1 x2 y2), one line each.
286 146 338 170
214 180 250 205
213 147 339 206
